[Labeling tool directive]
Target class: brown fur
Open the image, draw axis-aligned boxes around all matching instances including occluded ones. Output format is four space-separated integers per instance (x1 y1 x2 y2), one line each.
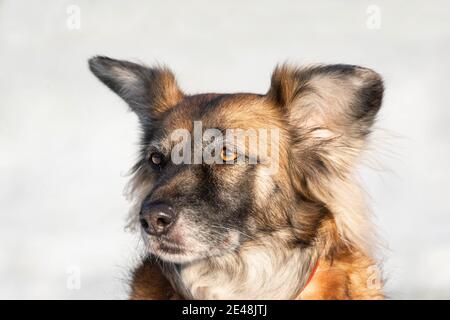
129 257 175 300
130 219 384 300
89 57 385 300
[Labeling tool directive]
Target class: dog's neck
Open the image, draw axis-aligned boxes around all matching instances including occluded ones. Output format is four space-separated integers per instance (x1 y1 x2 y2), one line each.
130 218 384 299
160 234 319 299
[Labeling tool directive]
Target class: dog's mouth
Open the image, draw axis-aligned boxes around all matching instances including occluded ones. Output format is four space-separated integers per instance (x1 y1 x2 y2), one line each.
155 238 186 255
144 234 207 264
143 227 242 264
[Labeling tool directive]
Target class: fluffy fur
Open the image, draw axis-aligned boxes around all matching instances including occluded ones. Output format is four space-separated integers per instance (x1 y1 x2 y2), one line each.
89 56 385 299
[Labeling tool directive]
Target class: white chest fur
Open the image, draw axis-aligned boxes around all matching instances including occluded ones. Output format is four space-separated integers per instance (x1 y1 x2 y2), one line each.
164 244 313 299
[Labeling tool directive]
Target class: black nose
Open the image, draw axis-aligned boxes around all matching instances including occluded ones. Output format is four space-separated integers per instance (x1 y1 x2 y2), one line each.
139 203 176 236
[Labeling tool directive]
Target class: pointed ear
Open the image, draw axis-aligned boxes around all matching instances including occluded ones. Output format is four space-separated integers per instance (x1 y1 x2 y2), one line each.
267 63 383 181
88 56 183 122
267 64 383 136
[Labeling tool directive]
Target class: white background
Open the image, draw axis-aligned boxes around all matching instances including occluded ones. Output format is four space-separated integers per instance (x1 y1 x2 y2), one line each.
1 0 449 299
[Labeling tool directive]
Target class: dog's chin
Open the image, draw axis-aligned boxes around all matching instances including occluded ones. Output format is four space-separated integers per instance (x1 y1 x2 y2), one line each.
149 240 204 264
145 231 241 264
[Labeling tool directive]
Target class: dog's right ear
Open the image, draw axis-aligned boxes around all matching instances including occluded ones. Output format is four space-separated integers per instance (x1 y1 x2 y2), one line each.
88 56 183 123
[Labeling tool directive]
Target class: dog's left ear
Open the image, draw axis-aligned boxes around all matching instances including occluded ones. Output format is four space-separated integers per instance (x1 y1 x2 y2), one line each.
267 63 383 136
88 56 183 124
267 64 383 185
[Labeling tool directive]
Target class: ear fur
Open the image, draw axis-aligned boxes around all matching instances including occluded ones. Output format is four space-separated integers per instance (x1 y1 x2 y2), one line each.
267 64 383 135
268 64 384 252
88 56 183 123
267 63 383 181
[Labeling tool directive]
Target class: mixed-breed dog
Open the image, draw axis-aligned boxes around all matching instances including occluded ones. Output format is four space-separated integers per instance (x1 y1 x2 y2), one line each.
89 56 384 299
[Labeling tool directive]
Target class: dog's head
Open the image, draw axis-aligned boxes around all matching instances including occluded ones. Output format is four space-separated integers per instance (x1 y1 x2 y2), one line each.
89 56 383 263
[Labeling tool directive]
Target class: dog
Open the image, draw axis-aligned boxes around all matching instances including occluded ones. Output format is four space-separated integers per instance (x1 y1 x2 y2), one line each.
89 56 384 299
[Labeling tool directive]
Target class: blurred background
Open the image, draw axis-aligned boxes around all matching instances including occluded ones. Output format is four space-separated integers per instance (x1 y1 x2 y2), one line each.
1 0 449 299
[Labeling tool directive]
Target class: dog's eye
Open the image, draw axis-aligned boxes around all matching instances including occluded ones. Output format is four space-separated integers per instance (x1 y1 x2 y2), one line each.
149 152 164 167
221 147 238 162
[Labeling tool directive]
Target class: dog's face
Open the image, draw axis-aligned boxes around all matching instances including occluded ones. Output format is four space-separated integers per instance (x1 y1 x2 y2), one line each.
89 57 383 264
131 93 284 263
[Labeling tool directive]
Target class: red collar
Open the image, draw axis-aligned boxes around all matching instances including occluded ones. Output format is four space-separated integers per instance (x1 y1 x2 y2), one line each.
300 261 319 295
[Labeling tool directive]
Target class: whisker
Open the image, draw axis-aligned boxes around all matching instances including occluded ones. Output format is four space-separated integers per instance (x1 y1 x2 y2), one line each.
208 224 257 241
